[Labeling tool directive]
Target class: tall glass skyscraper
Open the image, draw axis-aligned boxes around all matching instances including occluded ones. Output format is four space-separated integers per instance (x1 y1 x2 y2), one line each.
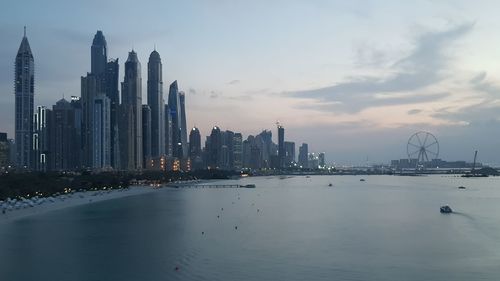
15 27 34 169
147 50 164 158
164 105 172 157
82 31 111 169
120 50 143 170
168 81 182 158
277 124 285 168
142 105 152 169
91 31 107 76
105 58 120 168
33 106 50 171
179 91 188 158
299 143 309 168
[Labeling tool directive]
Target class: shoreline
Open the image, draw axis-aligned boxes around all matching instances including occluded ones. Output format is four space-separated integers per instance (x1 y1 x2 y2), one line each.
0 185 157 226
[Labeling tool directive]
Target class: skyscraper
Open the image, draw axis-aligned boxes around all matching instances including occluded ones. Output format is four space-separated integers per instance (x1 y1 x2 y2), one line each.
318 152 325 168
91 31 107 76
0 133 9 169
179 91 188 158
93 94 111 169
221 130 234 170
164 105 172 157
15 27 34 169
142 105 152 169
189 127 201 159
298 143 309 168
70 96 83 169
189 127 202 170
105 58 120 168
82 31 111 170
120 50 143 170
284 141 295 166
233 133 243 170
33 106 50 171
168 81 182 158
49 98 79 171
147 50 165 159
208 126 222 169
277 124 285 168
81 74 99 167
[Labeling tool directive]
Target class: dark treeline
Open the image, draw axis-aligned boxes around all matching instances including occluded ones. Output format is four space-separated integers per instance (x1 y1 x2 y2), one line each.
0 169 240 200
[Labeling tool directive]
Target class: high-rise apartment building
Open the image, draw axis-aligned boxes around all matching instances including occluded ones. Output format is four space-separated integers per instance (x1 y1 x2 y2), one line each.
142 105 152 168
119 50 143 170
168 81 182 158
147 50 164 159
15 27 35 169
298 143 309 168
105 58 120 168
277 125 285 168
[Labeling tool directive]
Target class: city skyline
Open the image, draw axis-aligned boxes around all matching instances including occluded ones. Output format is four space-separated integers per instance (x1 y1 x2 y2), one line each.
1 1 500 165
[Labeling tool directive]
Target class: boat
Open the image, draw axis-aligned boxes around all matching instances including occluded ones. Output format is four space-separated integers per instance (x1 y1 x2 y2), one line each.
328 183 333 187
360 179 365 182
440 205 453 213
240 184 256 188
458 186 466 189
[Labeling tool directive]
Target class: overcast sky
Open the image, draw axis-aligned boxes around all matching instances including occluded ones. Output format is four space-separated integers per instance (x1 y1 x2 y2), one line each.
1 0 500 165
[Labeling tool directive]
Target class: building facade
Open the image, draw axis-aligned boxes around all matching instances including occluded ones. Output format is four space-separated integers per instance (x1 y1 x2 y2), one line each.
298 143 309 168
142 105 152 168
179 91 188 158
277 125 285 168
168 81 182 159
119 50 143 170
284 141 295 166
15 28 35 169
0 133 9 169
105 58 120 168
147 50 165 159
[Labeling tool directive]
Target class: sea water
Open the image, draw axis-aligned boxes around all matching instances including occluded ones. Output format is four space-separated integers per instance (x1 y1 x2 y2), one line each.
1 175 500 281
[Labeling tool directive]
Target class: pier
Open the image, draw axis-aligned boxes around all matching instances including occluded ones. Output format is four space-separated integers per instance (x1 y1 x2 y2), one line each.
168 184 255 189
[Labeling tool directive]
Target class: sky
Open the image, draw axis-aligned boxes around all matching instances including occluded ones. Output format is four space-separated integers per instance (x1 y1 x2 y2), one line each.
1 0 500 165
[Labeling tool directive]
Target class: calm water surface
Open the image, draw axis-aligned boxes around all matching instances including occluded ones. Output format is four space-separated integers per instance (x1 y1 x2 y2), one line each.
1 175 500 280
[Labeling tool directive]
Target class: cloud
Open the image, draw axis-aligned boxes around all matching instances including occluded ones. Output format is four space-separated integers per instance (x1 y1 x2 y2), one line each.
285 22 474 113
354 43 388 67
433 71 500 124
408 109 422 115
210 91 219 98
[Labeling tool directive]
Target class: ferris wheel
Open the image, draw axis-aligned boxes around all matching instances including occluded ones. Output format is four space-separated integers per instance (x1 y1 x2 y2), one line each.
407 131 439 164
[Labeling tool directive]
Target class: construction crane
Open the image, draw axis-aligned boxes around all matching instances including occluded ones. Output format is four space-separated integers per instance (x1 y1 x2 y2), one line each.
472 150 478 175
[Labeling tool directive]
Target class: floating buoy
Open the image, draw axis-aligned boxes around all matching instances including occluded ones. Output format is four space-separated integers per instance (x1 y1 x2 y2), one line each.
217 215 219 218
202 231 204 235
235 226 238 230
175 266 180 271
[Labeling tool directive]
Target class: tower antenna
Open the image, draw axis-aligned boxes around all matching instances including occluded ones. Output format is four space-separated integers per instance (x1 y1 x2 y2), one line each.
24 26 26 37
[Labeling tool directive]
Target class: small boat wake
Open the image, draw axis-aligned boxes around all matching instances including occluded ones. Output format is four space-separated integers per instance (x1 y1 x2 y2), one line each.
449 211 475 221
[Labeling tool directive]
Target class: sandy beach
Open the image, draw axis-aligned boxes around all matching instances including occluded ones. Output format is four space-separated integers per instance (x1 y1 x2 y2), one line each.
0 185 157 226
